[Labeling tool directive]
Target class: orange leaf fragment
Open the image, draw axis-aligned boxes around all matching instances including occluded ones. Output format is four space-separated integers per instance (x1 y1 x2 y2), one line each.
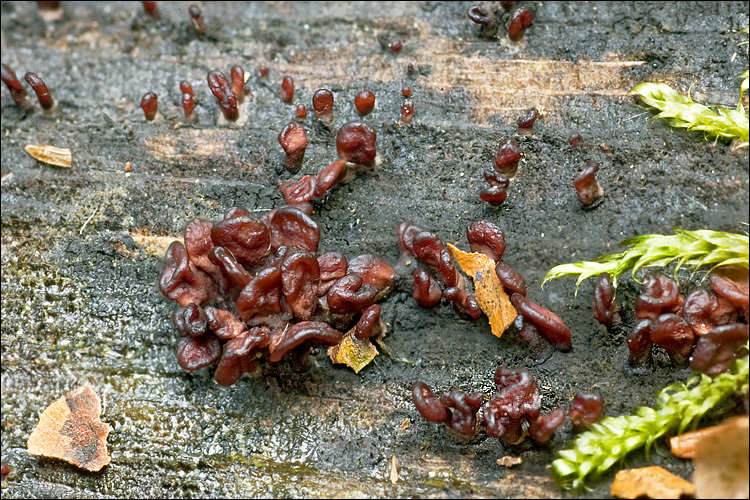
670 425 725 459
447 243 516 338
610 466 694 499
692 416 749 499
328 327 379 373
27 385 111 472
24 144 72 168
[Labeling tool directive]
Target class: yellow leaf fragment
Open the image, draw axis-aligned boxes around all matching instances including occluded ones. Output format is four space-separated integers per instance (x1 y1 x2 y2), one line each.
447 243 516 338
670 425 725 459
27 385 110 472
389 456 399 484
693 416 749 499
328 329 379 373
24 144 72 168
611 466 694 499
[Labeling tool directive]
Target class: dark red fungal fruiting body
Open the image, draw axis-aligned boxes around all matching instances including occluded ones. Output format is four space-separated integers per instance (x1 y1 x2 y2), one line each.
466 220 505 261
516 107 538 133
175 335 222 371
573 160 604 205
441 388 483 436
140 92 158 121
401 87 412 98
592 273 617 326
627 319 653 365
412 382 449 423
390 40 403 52
281 251 320 321
207 70 239 121
500 1 515 10
179 80 194 95
493 138 522 177
296 104 307 119
529 408 566 444
269 206 320 253
511 293 571 351
568 133 583 147
708 266 749 317
514 315 550 356
314 160 347 198
468 6 498 38
683 289 738 335
354 91 375 115
258 66 269 78
211 216 270 266
569 392 604 427
280 76 295 103
142 1 160 18
495 262 526 296
508 6 534 42
412 268 442 307
188 4 207 35
355 304 385 339
327 275 379 314
1 64 27 106
484 366 541 444
347 254 396 296
230 65 245 103
278 121 307 173
635 272 682 320
312 88 334 123
481 171 510 206
24 72 53 110
400 99 414 124
690 323 749 375
269 321 343 362
279 176 316 204
0 463 9 476
174 304 209 338
182 93 195 119
649 313 695 364
443 287 482 320
336 121 377 167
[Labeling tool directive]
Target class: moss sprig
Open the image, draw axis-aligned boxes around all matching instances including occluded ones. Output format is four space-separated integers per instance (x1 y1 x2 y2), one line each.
551 352 749 490
542 229 749 294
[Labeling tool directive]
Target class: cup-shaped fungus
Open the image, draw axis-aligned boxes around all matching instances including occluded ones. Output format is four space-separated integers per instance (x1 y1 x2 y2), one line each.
400 99 414 124
268 321 343 362
207 69 239 121
467 6 498 38
412 268 443 307
281 251 320 321
230 65 245 103
204 306 245 340
569 392 604 427
690 323 749 375
592 273 617 326
495 262 526 296
627 319 653 365
708 266 749 317
483 366 541 444
312 88 334 124
268 206 320 253
635 272 682 320
173 304 209 338
296 104 307 119
573 160 604 205
142 1 160 18
24 72 54 110
568 133 583 147
513 315 551 356
354 91 375 116
355 304 386 339
511 293 571 351
279 175 316 204
493 138 523 177
347 254 396 298
336 121 377 167
175 334 222 371
466 220 506 261
649 313 695 364
412 382 450 423
277 121 307 173
508 6 534 42
440 388 484 436
188 4 207 34
528 408 565 444
683 289 738 335
313 160 348 198
159 241 213 307
140 92 158 121
210 215 270 266
516 107 538 134
443 287 482 319
318 252 348 295
481 171 510 205
326 275 379 314
1 64 27 106
280 76 294 103
213 326 270 386
236 266 282 322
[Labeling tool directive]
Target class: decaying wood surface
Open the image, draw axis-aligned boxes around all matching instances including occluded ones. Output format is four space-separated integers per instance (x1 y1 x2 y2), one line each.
2 2 748 498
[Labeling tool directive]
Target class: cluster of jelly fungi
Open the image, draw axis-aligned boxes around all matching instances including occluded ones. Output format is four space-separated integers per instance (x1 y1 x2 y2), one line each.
603 268 749 371
2 64 55 110
159 204 396 385
207 69 239 121
413 366 565 445
480 137 523 206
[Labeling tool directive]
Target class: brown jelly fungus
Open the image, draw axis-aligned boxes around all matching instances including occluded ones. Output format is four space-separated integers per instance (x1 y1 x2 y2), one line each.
174 304 208 338
690 323 749 375
281 251 320 320
347 254 397 295
269 206 320 253
140 92 158 120
390 40 403 52
281 76 295 103
412 268 442 307
468 6 498 38
188 4 207 35
1 64 27 106
296 104 307 119
708 266 749 317
635 272 682 320
573 160 604 205
412 382 450 423
230 65 245 103
466 220 506 261
355 304 385 339
142 1 160 18
25 72 53 110
0 463 9 476
314 160 348 198
529 407 566 444
683 289 738 336
495 262 526 296
511 293 571 351
481 171 510 206
258 66 269 78
175 335 222 371
207 69 239 121
211 216 270 266
327 275 379 314
444 287 482 319
354 91 375 116
627 319 653 365
508 6 534 42
400 100 414 124
441 388 483 436
493 138 522 177
484 366 542 444
568 133 583 147
278 121 307 173
514 315 550 356
569 392 604 427
336 121 377 167
516 107 538 132
205 307 245 340
278 175 316 205
649 313 695 364
312 88 334 123
269 321 343 363
592 273 617 326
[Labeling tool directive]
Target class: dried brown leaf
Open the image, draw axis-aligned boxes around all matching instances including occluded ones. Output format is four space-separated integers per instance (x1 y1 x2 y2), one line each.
693 415 749 499
24 144 72 168
497 456 523 467
447 243 516 338
611 466 694 499
389 455 399 484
